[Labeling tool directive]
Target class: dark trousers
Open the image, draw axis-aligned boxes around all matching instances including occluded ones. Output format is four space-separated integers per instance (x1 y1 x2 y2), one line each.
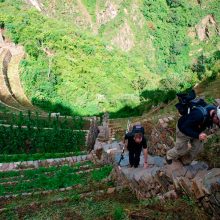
128 147 142 168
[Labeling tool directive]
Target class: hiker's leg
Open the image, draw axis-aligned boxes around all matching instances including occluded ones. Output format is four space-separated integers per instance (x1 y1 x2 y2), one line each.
166 126 191 160
129 150 135 167
180 139 203 165
134 148 142 168
189 138 204 161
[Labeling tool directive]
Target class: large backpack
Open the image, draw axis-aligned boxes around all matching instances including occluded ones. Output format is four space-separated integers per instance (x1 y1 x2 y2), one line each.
175 89 209 122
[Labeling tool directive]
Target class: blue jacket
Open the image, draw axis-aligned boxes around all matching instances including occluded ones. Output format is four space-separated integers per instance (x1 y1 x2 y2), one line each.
178 106 215 139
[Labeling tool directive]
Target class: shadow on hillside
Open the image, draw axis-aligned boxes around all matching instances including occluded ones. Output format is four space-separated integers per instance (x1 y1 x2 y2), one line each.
109 88 177 119
32 84 218 119
31 88 179 118
32 98 76 116
110 50 220 119
31 88 177 118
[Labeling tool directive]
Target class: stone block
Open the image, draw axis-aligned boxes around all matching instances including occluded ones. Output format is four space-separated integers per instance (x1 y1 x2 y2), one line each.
46 159 54 164
76 156 82 162
159 119 164 124
185 162 209 179
33 161 39 168
192 179 205 199
193 170 208 181
157 143 163 150
202 168 220 194
163 118 169 123
178 177 193 196
141 170 156 184
8 163 15 171
163 190 178 199
162 123 169 128
133 169 148 182
163 160 184 178
1 164 9 171
209 194 220 207
81 155 87 161
168 117 174 121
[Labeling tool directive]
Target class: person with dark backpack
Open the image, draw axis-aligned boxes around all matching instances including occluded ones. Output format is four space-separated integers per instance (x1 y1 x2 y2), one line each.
124 123 148 168
166 90 220 165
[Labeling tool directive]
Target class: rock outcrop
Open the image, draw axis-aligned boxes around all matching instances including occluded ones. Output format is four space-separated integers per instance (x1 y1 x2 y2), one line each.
111 22 135 52
195 15 219 41
26 0 43 12
96 1 118 28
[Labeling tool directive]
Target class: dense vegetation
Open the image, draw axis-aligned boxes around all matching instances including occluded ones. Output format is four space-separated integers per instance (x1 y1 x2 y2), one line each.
0 110 87 157
0 0 219 117
0 125 86 154
0 0 155 116
0 111 88 129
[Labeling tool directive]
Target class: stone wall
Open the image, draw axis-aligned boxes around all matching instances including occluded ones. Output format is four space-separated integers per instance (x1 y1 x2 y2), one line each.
148 116 176 156
93 113 111 160
114 159 220 218
86 117 100 151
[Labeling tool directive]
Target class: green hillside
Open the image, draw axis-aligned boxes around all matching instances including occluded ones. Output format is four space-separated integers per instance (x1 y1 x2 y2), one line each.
0 0 219 116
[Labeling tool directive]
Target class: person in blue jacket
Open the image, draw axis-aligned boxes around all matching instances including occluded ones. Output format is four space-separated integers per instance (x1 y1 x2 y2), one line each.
166 106 220 165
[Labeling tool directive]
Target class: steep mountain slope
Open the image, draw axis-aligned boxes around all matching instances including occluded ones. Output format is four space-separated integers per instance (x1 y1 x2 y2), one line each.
1 0 159 115
0 0 219 116
30 0 220 74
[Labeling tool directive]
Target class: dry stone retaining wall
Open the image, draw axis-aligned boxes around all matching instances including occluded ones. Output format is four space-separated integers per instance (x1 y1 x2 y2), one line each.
86 117 100 151
0 154 91 172
148 116 176 156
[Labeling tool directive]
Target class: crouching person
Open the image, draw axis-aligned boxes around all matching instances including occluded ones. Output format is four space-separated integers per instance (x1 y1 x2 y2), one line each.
124 125 148 168
166 106 220 165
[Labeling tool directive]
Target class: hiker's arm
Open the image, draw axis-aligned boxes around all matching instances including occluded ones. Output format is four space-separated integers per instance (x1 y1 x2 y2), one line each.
124 134 129 150
143 148 148 167
143 138 148 168
124 139 128 150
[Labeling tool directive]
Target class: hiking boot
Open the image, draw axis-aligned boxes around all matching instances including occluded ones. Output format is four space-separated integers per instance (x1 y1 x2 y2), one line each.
165 156 172 165
179 155 192 166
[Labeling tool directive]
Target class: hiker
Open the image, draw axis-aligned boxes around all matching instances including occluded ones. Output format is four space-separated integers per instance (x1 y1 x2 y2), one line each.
124 124 148 168
166 104 220 165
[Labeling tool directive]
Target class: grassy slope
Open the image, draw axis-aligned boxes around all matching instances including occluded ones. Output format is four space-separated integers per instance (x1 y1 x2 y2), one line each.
0 192 210 219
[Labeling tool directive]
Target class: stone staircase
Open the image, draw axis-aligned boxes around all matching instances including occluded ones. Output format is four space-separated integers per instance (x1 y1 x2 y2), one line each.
93 114 220 218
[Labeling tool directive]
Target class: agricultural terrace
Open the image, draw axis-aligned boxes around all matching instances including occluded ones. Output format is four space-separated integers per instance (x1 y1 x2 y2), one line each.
0 109 94 163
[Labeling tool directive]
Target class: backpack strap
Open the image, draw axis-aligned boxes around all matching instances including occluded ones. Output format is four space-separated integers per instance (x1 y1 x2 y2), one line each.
196 106 209 124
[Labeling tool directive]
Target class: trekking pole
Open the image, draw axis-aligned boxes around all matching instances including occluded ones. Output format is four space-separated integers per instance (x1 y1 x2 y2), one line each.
118 119 130 166
118 143 124 166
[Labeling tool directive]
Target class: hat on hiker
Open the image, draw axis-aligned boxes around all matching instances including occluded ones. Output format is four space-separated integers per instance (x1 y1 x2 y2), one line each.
216 106 220 120
217 106 220 126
